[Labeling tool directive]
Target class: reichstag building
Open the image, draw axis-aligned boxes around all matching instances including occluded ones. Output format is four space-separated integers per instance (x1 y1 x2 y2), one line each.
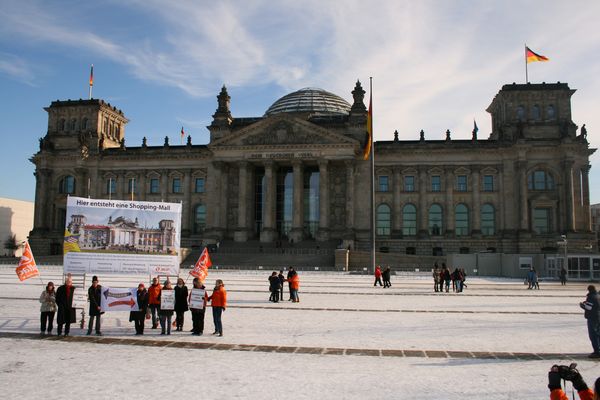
29 80 595 267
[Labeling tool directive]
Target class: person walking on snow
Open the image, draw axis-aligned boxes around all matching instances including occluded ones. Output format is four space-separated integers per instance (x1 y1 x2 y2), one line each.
374 265 383 287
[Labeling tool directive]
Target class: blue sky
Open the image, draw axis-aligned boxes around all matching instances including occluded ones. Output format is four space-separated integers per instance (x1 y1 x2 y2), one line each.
1 1 600 202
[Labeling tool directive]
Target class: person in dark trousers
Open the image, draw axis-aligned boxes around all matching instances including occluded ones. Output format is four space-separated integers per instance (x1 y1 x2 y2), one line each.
174 277 189 332
432 266 440 293
129 283 148 335
580 284 600 358
56 276 76 336
278 270 285 301
442 264 451 293
382 266 392 288
189 278 208 336
269 271 280 302
208 279 227 336
287 267 295 301
374 265 383 287
87 275 102 335
39 281 57 335
560 267 567 286
158 280 174 335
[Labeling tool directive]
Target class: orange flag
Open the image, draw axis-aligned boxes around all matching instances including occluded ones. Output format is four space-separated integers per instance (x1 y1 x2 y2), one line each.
190 247 212 281
15 241 40 281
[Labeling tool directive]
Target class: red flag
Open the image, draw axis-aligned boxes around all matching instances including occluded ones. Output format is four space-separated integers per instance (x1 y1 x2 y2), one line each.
190 247 212 281
15 241 40 281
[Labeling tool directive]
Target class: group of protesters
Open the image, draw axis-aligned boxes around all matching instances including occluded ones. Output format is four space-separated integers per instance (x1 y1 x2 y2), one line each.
432 263 467 293
38 274 227 337
268 267 300 302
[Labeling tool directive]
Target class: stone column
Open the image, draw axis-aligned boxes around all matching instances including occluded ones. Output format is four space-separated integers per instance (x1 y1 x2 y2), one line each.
116 170 124 200
564 160 575 232
137 171 146 201
260 161 277 242
518 161 529 231
497 165 504 233
444 167 454 236
345 160 356 235
392 166 401 236
206 162 222 235
289 160 304 243
317 160 330 241
219 163 229 237
160 169 168 202
581 165 591 232
34 169 50 230
235 161 250 242
471 167 481 235
418 166 428 237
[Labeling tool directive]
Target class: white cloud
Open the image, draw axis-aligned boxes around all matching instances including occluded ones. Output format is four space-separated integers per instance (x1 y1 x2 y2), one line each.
0 52 36 85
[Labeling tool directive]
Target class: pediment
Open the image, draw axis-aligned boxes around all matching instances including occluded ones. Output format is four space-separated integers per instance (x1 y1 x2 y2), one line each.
210 114 358 148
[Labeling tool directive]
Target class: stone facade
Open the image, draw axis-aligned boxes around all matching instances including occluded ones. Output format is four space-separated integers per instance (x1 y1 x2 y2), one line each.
29 82 596 262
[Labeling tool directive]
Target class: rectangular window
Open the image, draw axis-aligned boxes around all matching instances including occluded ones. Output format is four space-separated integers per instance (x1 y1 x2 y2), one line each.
431 175 441 192
149 178 159 194
456 175 467 192
483 175 494 192
106 179 116 195
127 178 137 194
172 178 182 193
378 175 389 192
404 176 415 192
195 178 205 193
533 208 551 234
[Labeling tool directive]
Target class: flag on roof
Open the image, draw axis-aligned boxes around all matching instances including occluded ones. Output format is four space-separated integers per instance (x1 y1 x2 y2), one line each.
526 47 549 63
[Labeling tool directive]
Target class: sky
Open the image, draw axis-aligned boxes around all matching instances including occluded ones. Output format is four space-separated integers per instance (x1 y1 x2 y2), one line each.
1 1 599 203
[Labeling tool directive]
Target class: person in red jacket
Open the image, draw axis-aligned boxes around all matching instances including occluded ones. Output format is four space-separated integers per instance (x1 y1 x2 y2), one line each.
374 266 383 287
548 363 599 400
208 279 227 337
147 276 162 329
289 271 300 303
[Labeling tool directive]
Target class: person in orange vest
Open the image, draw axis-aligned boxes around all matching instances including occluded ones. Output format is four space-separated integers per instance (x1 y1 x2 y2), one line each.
548 363 598 400
289 270 300 302
374 266 383 287
208 279 227 337
147 276 162 329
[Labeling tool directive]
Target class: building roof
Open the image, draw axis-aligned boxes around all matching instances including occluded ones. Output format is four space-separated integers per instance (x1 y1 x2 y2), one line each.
264 88 351 116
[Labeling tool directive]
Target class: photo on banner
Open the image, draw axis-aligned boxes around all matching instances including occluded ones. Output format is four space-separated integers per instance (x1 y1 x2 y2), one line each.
63 196 182 276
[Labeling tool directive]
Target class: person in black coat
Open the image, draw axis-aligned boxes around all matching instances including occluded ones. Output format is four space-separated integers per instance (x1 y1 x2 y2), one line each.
56 276 76 336
189 278 208 336
129 283 148 335
580 285 600 358
278 270 285 301
269 272 280 302
87 275 102 336
286 268 296 301
174 278 189 331
382 266 392 288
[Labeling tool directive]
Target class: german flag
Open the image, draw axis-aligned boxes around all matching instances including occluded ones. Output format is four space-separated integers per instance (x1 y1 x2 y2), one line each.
89 64 94 86
526 47 549 63
363 91 372 161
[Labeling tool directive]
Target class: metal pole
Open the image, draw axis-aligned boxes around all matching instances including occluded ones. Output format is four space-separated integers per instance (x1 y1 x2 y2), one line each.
369 77 376 275
525 44 529 83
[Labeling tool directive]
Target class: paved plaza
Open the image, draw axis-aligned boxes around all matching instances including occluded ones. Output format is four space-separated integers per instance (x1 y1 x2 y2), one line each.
0 265 598 399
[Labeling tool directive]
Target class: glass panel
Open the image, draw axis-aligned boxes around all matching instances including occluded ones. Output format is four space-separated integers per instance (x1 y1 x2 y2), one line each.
127 178 136 194
276 168 293 238
404 176 414 192
483 175 494 192
481 204 495 235
532 208 550 234
107 179 116 195
431 176 441 192
195 178 205 193
254 169 265 234
429 204 443 235
456 175 467 192
379 176 389 192
172 178 181 193
150 178 159 194
402 204 417 236
194 205 206 233
376 204 391 236
455 204 469 236
303 169 319 239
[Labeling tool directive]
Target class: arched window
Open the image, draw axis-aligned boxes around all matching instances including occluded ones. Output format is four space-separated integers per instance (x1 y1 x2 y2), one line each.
376 204 391 236
546 105 556 120
516 106 526 122
428 204 443 236
59 176 75 194
82 118 88 130
194 204 206 234
481 204 495 235
59 119 66 131
531 105 540 120
402 204 417 236
455 204 469 236
528 170 555 190
69 118 77 131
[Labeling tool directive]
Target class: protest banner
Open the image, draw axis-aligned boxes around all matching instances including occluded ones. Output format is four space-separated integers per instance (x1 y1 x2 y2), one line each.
15 241 40 282
72 291 87 309
189 288 206 309
63 196 182 276
100 287 138 312
160 290 175 310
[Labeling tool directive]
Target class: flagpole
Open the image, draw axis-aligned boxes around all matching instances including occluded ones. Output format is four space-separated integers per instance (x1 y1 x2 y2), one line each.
89 64 93 99
524 44 528 83
369 77 376 275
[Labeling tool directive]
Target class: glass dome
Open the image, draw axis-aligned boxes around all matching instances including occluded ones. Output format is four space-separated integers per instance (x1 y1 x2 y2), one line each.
265 87 351 116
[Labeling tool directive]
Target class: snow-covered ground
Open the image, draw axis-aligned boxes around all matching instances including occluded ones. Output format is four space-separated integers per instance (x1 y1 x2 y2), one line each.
0 265 598 399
